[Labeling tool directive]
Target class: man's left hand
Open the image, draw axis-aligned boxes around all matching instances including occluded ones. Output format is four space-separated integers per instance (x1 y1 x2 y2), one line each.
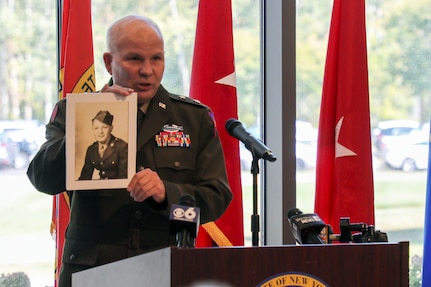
127 168 166 203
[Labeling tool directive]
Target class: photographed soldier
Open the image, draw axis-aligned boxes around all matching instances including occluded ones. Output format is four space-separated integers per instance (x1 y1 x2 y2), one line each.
79 110 128 180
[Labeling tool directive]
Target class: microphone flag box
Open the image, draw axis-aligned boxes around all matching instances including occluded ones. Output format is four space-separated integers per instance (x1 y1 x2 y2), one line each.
170 204 200 223
170 204 201 235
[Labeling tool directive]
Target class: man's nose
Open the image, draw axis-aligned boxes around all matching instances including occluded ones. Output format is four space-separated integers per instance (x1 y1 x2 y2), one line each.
139 61 152 75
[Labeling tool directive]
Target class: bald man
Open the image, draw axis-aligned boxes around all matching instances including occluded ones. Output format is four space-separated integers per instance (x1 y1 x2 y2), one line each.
27 15 232 287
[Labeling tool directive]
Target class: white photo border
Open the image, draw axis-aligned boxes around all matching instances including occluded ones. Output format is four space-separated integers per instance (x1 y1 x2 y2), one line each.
66 92 137 190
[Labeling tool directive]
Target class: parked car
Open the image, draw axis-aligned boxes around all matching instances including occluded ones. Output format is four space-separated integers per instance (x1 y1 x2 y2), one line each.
296 120 317 170
296 140 317 170
373 120 423 158
0 120 41 158
0 132 20 168
296 120 318 143
4 128 39 157
384 141 428 172
238 120 318 171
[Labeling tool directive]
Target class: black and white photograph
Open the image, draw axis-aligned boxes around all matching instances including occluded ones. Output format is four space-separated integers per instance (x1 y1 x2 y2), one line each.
65 92 137 190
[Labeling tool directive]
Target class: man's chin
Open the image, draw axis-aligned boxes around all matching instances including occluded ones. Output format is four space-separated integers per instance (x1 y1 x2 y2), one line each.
137 91 157 103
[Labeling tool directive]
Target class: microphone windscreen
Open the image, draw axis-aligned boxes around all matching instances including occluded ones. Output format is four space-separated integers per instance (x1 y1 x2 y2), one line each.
225 118 241 134
178 194 195 207
288 208 303 219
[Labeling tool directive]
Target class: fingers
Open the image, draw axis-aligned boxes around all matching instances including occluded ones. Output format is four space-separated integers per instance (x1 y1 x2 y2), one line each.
101 83 135 96
127 168 166 203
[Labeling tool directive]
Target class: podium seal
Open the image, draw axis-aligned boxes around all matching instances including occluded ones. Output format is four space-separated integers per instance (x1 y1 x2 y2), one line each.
257 272 330 287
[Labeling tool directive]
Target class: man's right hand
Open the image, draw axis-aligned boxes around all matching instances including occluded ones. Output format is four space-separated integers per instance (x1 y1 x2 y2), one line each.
101 83 135 97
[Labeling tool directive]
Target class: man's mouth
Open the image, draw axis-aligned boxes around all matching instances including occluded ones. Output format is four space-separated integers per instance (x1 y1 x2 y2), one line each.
136 83 151 91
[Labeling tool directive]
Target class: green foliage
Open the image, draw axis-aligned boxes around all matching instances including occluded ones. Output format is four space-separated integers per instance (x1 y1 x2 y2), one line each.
378 0 431 123
91 0 260 127
409 255 422 287
296 0 431 127
0 272 31 287
0 0 56 121
2 0 431 127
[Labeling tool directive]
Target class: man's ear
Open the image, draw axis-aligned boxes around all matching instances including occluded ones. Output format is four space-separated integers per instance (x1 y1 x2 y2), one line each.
103 52 113 75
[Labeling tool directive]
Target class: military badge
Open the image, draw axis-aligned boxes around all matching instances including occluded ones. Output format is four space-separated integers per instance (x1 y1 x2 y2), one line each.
155 124 191 147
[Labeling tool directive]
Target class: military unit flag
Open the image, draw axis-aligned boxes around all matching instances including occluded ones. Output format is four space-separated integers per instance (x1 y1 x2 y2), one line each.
190 0 244 246
53 0 96 285
314 0 375 233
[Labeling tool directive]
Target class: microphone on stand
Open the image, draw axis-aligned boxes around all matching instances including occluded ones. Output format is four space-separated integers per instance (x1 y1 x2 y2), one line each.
225 118 276 162
169 194 200 248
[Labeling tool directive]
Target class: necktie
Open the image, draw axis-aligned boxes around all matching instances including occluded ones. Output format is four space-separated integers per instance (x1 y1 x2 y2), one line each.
137 109 145 132
99 144 105 157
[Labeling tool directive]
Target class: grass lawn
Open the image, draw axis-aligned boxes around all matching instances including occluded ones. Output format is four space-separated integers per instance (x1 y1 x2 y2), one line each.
296 163 426 258
0 169 54 287
1 161 427 286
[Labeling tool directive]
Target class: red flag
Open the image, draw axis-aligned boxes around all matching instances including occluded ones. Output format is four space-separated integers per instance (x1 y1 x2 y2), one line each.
52 0 96 285
190 0 244 246
314 0 374 234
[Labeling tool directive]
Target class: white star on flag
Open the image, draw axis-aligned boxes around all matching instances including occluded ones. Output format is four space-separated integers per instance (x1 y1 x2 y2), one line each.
335 116 357 158
215 71 237 88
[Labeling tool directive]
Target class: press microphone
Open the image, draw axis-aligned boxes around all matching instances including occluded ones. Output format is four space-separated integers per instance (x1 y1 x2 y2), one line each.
225 118 276 162
287 208 326 244
170 194 200 248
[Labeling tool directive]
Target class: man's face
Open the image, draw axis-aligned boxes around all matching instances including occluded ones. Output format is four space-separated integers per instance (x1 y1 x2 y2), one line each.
92 119 113 144
104 22 165 106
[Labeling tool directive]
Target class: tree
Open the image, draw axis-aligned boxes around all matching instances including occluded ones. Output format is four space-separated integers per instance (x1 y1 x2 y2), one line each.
379 0 431 124
0 272 31 287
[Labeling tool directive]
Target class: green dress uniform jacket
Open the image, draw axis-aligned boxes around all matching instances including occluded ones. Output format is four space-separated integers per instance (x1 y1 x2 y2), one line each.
27 85 232 287
79 135 128 180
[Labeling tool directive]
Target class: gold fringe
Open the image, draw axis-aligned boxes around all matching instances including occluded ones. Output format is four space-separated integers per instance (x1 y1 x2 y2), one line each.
202 221 233 246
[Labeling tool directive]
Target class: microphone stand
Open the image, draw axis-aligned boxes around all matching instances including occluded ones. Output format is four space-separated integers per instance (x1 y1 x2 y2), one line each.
250 152 260 246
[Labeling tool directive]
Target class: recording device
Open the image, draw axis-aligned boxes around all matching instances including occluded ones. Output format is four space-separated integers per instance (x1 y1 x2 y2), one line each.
170 194 200 248
314 218 388 243
287 208 326 244
225 118 276 162
338 217 388 243
288 208 389 244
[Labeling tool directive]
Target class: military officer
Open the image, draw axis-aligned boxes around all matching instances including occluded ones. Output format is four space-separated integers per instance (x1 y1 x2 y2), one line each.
27 14 232 287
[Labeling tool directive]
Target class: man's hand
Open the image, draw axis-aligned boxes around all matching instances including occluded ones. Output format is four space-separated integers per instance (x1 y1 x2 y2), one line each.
101 83 135 97
127 168 166 203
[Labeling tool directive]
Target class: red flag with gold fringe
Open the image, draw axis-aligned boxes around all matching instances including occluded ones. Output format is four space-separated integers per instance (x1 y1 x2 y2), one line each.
52 0 96 285
190 0 244 246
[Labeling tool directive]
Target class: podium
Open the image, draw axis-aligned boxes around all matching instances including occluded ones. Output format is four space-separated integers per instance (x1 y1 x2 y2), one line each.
72 241 409 287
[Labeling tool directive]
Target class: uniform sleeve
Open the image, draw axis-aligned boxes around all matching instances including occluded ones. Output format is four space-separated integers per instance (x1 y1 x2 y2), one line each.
27 100 67 195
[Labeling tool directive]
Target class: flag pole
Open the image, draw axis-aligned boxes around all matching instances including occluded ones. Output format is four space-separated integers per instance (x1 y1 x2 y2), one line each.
56 0 62 93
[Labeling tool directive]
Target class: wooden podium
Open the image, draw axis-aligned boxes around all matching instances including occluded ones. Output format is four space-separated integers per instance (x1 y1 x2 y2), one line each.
72 241 409 287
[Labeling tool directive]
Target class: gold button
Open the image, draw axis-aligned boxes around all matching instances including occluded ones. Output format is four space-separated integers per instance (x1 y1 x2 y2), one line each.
174 161 180 168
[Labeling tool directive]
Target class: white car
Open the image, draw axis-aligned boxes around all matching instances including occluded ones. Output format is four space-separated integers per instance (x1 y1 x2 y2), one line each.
373 120 422 158
296 120 317 170
384 141 429 172
296 140 317 170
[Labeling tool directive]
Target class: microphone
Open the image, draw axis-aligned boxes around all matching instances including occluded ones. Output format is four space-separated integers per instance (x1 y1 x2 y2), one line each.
287 208 326 244
225 118 276 162
170 194 200 248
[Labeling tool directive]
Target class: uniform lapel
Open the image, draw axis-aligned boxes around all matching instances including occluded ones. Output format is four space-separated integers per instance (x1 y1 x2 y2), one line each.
137 86 172 151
